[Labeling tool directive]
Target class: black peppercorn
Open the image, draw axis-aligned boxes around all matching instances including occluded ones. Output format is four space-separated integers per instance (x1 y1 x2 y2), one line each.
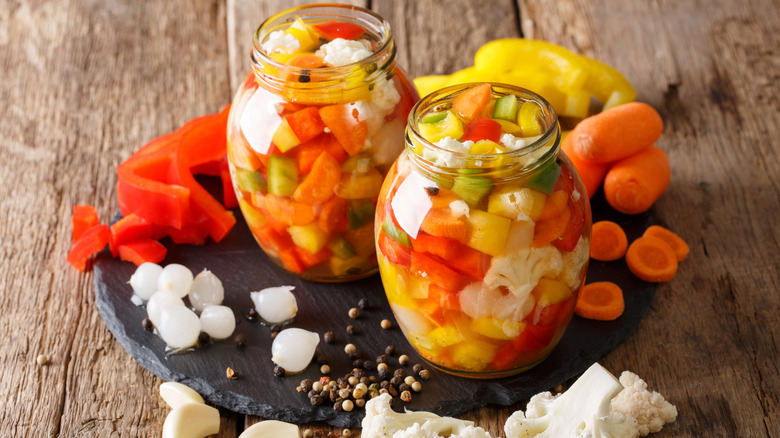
413 363 424 374
363 360 375 371
385 345 395 356
300 379 313 392
310 394 323 405
142 317 154 332
424 186 440 196
357 298 369 309
324 331 335 343
234 333 247 347
198 332 211 345
270 324 282 333
352 358 364 368
273 365 285 376
346 324 356 335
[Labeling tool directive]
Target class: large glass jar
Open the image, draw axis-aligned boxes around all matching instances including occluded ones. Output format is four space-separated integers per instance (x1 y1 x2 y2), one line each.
375 84 591 378
227 5 418 282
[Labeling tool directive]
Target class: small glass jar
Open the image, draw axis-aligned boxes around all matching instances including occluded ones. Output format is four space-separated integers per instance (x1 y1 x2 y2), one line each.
375 83 591 378
227 5 418 282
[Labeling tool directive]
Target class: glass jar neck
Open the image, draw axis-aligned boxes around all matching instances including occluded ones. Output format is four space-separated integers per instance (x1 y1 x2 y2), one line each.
404 84 561 182
250 4 396 95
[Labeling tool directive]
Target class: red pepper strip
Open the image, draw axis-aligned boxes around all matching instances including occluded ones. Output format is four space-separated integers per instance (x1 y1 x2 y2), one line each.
551 163 588 252
108 213 153 257
117 239 167 266
67 223 110 271
167 222 209 245
378 231 412 267
220 158 238 209
409 252 469 292
168 107 236 242
312 21 365 40
462 118 502 143
117 131 191 229
72 205 99 243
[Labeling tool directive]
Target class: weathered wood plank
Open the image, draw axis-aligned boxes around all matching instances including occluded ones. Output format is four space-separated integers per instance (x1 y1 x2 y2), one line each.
523 1 780 437
0 1 233 436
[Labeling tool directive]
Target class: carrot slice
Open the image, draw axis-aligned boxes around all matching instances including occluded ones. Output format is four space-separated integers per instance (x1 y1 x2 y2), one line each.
537 190 568 221
590 220 628 261
625 236 678 282
293 152 341 204
319 104 368 156
575 281 625 321
264 194 316 226
532 205 571 247
451 83 493 121
643 225 689 262
419 208 470 243
318 196 349 233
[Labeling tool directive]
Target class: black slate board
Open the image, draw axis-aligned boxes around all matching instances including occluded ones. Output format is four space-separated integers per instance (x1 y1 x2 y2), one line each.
94 190 655 428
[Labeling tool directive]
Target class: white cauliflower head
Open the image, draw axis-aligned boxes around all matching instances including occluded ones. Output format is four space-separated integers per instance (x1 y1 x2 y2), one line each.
362 393 484 438
611 371 678 436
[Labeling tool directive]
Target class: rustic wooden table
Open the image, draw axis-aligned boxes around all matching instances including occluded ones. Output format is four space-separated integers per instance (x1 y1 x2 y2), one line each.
2 0 778 436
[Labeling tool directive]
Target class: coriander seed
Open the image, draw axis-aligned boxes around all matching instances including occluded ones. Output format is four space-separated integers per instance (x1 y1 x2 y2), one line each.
348 307 360 319
404 375 416 386
320 364 331 374
342 399 354 412
399 354 410 365
344 343 356 355
380 319 392 329
411 381 422 392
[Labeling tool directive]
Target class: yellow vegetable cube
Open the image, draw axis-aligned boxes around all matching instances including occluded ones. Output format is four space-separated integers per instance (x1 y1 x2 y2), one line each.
450 339 499 372
271 119 300 152
239 198 267 230
532 278 573 306
517 101 543 137
417 110 464 143
288 223 329 254
488 185 547 221
466 209 512 256
286 19 319 52
427 325 465 348
472 317 526 340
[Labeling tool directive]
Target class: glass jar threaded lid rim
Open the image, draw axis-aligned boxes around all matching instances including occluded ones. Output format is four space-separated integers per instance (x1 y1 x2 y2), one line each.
406 82 561 179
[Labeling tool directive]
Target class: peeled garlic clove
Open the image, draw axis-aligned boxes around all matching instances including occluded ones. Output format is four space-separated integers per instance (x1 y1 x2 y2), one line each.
238 420 300 438
162 402 220 438
160 382 204 409
250 286 298 324
271 328 319 373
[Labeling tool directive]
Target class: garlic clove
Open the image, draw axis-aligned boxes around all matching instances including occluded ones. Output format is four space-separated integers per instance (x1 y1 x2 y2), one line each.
162 402 220 438
159 382 205 409
238 420 300 438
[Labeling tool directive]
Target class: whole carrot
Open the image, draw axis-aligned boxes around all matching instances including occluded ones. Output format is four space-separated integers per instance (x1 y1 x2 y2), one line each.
603 145 670 214
561 133 609 198
567 102 663 164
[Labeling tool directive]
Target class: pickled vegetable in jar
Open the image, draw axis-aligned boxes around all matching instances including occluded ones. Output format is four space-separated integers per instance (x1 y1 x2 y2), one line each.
375 83 591 378
227 5 418 281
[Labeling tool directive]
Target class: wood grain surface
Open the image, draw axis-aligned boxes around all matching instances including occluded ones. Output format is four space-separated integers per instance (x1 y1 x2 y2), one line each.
1 0 777 437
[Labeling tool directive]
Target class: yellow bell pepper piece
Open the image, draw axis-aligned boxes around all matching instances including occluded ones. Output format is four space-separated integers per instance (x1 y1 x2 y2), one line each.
286 18 319 52
466 209 512 256
450 339 500 372
417 110 464 143
578 54 637 109
378 255 417 308
288 223 329 254
563 90 591 119
413 75 451 98
517 101 543 137
472 317 526 340
427 325 465 348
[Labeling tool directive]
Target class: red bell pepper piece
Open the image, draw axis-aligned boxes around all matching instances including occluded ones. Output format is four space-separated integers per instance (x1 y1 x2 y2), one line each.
295 246 332 270
117 131 191 229
551 163 589 252
411 233 491 280
528 297 574 327
220 159 238 209
279 247 307 274
428 284 461 311
319 104 368 156
410 252 468 292
462 118 502 143
72 205 99 243
378 231 412 267
285 107 326 145
255 226 294 253
166 222 210 245
168 108 236 242
312 21 365 40
108 213 153 257
117 239 167 266
67 224 110 271
512 324 557 352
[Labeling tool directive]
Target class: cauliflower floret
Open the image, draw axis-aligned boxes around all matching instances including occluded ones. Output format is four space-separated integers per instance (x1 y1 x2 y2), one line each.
504 363 639 438
391 423 440 438
318 38 372 66
611 371 678 436
558 236 589 290
390 422 494 438
500 133 527 150
423 137 474 168
371 77 401 112
362 393 480 438
483 245 563 299
261 30 300 54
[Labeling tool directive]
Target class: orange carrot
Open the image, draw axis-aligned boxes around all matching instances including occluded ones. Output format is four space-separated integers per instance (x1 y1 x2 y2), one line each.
625 236 678 282
264 194 316 226
293 152 341 204
420 208 470 243
533 205 571 247
451 83 493 121
590 220 628 261
567 102 663 164
561 134 609 198
537 190 568 221
318 196 349 233
603 145 670 214
575 281 625 321
643 225 689 262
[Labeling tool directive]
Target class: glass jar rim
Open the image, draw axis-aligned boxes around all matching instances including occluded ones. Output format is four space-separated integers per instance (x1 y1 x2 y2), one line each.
251 4 394 78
